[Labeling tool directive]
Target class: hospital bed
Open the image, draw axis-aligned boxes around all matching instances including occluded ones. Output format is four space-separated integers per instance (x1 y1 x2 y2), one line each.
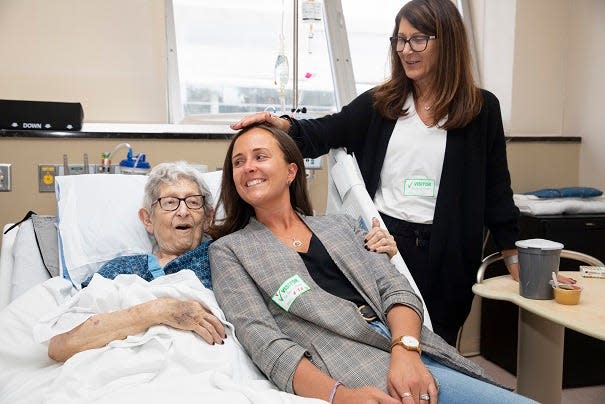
0 165 433 403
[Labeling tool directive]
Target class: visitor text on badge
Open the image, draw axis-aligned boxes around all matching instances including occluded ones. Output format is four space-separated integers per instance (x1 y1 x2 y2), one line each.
404 179 435 197
272 274 311 311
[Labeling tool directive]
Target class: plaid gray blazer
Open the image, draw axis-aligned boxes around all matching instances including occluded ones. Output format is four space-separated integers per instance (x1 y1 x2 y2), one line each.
209 214 492 394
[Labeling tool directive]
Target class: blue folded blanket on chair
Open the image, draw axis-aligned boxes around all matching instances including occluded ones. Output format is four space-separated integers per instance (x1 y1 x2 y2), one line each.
525 187 603 198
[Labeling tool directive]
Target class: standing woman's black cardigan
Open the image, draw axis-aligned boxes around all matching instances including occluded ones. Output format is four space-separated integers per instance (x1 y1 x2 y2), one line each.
288 88 519 332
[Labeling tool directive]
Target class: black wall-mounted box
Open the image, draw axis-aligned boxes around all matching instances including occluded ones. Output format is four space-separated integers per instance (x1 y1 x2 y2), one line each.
0 99 84 131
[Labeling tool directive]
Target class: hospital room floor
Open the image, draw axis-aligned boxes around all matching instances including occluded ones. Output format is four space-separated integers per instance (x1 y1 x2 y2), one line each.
469 355 605 403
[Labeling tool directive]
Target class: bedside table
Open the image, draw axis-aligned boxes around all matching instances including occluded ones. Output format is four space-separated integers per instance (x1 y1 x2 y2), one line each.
480 213 605 388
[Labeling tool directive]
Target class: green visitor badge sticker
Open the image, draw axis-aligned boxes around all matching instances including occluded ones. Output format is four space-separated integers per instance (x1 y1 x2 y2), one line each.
272 274 310 312
404 178 435 197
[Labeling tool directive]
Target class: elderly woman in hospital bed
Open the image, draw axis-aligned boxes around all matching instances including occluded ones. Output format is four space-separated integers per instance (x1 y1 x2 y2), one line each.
45 161 227 362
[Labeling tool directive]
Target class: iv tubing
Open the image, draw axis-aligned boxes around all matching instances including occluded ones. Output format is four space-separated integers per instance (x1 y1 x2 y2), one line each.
133 153 142 169
108 143 132 160
293 0 299 112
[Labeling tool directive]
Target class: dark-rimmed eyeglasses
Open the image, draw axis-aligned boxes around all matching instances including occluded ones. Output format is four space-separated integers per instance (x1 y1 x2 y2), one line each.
152 195 205 211
389 35 437 52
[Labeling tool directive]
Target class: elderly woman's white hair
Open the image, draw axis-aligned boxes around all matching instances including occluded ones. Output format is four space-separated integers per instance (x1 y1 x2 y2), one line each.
142 161 214 215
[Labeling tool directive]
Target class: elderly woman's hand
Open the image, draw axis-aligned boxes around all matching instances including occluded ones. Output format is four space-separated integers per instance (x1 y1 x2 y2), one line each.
155 298 226 345
365 217 398 259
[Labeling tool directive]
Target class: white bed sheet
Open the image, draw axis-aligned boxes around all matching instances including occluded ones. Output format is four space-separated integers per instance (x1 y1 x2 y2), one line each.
0 271 325 404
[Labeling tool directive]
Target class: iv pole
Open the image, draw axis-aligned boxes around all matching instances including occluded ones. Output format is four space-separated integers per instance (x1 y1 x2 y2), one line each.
292 0 299 114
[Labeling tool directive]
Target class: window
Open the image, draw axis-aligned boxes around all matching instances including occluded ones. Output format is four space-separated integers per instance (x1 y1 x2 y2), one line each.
169 0 337 123
167 0 468 123
340 0 410 94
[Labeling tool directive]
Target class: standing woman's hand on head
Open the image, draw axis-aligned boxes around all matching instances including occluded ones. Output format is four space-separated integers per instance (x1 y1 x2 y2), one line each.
365 217 398 259
230 112 292 132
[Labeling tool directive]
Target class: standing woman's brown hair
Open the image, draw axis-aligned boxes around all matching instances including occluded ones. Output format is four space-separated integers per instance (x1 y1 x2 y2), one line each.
373 0 481 129
209 124 313 240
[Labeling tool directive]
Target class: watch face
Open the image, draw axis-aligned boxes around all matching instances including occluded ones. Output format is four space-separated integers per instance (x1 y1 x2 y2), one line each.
402 335 419 348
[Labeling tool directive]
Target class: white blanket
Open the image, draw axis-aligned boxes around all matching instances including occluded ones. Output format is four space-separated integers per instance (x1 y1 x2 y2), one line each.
514 194 605 215
0 271 324 404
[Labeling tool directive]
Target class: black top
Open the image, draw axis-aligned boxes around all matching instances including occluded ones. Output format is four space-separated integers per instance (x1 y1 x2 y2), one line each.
299 234 365 306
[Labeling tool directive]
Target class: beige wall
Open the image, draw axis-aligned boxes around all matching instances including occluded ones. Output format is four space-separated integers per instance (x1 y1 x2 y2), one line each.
565 1 605 190
472 0 604 191
510 0 568 135
0 0 167 123
507 142 580 193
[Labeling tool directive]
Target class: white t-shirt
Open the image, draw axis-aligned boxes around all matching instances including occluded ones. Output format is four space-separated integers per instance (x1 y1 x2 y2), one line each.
374 95 447 224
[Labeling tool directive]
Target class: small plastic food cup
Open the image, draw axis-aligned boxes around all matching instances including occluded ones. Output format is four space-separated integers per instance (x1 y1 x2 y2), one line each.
553 286 582 305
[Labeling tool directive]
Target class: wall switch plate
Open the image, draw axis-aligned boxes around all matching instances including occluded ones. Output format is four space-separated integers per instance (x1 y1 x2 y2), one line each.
39 164 59 192
0 164 11 192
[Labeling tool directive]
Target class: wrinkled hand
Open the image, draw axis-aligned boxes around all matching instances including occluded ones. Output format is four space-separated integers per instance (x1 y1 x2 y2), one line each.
387 350 438 404
333 385 400 404
156 298 226 345
230 111 292 132
365 217 398 259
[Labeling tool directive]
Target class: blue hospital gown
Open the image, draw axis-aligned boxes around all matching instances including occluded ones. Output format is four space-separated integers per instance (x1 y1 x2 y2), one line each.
81 239 213 289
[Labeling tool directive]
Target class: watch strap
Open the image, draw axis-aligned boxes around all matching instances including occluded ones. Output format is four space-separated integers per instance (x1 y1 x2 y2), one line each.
503 254 519 266
279 114 295 135
390 335 422 354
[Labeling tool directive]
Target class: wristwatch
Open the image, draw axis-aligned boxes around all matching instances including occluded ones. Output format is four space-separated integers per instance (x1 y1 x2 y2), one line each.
390 335 422 354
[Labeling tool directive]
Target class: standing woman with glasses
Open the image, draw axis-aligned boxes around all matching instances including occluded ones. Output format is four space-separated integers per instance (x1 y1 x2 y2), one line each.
231 0 520 347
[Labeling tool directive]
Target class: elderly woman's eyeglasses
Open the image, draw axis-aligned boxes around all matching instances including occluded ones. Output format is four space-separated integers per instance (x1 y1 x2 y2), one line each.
390 35 436 52
153 195 204 211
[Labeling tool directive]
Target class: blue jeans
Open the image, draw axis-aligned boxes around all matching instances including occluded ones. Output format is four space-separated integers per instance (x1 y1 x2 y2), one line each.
368 320 536 403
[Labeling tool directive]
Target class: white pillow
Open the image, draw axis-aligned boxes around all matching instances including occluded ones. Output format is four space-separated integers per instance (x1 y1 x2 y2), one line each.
56 174 151 288
56 171 223 288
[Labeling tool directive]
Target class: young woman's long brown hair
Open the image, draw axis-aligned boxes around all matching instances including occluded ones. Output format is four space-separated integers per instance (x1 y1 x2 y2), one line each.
209 124 313 240
373 0 481 129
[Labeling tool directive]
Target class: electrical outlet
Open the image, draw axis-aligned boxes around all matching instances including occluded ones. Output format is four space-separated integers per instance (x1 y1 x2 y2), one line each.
0 164 11 192
39 164 59 192
303 157 322 170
